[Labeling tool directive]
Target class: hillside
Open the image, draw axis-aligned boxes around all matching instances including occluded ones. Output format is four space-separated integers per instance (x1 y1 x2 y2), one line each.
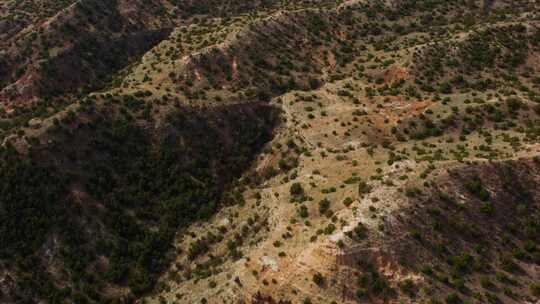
0 0 539 303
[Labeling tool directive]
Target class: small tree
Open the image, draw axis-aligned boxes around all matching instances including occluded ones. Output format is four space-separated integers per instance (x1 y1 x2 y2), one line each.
290 182 304 196
313 272 325 286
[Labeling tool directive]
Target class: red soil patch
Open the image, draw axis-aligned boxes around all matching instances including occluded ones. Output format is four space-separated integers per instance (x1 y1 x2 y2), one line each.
383 65 409 85
371 96 430 132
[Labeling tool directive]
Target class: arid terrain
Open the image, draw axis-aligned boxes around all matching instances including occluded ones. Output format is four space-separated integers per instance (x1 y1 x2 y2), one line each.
0 0 540 303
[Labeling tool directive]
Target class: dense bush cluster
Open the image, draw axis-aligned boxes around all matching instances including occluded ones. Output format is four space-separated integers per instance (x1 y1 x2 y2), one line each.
0 103 279 303
0 146 69 257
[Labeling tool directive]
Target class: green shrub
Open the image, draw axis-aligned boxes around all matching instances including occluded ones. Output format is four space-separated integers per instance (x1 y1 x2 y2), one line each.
290 182 305 196
465 178 490 201
313 273 325 286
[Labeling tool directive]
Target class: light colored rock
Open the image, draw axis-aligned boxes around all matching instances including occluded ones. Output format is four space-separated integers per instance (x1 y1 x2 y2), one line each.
28 118 42 128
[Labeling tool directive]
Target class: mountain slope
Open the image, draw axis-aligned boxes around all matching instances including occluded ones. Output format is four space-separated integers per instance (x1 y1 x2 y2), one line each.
0 0 539 303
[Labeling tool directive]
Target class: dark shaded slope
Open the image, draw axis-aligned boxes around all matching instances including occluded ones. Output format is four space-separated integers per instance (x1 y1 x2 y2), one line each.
0 0 176 106
0 101 281 303
341 159 540 303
